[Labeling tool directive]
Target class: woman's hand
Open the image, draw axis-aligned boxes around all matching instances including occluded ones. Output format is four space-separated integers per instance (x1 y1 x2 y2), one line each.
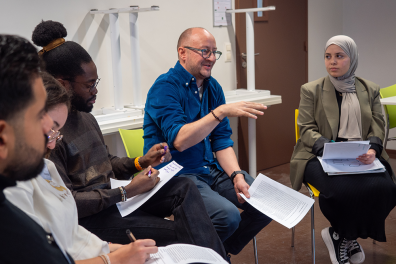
108 243 123 252
109 239 158 264
357 149 376 165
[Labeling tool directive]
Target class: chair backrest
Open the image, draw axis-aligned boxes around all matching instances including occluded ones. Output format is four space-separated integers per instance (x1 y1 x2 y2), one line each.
294 109 320 197
295 109 300 143
118 128 144 158
380 84 396 129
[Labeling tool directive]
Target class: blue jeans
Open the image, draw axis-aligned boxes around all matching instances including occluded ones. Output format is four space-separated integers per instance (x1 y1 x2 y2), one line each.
179 165 272 254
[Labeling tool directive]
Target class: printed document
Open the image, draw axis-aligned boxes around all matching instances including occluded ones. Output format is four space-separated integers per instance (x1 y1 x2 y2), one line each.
110 161 183 217
146 244 227 264
318 157 385 175
322 141 370 160
240 174 314 229
320 141 385 175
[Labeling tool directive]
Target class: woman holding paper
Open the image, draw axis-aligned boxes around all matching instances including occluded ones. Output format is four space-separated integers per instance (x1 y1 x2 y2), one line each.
4 72 158 264
290 35 396 264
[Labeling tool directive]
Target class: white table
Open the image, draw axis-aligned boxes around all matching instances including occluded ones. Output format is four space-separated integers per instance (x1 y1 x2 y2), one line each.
95 90 282 135
379 96 396 148
380 96 396 105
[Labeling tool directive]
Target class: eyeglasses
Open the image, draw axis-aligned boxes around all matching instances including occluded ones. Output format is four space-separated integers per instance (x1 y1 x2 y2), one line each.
47 129 63 144
184 46 222 60
65 78 101 92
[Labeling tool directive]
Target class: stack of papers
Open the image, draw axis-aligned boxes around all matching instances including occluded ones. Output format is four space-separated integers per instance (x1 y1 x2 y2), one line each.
318 141 386 175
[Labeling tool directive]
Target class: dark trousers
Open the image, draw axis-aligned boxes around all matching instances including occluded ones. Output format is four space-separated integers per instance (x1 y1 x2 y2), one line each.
179 165 272 255
304 157 396 241
79 177 227 259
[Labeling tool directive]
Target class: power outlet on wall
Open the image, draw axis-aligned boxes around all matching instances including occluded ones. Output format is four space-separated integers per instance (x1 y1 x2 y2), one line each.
224 42 232 62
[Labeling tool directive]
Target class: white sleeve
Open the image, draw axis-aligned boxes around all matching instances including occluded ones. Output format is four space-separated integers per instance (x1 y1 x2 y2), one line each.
70 225 110 260
4 180 43 227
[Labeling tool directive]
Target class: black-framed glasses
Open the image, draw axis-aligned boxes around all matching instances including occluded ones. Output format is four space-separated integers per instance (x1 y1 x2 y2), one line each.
47 129 63 144
65 78 101 92
184 46 222 60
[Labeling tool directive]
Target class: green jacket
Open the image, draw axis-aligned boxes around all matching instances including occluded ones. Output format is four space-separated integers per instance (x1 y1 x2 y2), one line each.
290 76 396 190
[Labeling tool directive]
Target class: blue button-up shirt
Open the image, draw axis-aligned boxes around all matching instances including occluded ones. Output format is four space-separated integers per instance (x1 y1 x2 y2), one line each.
143 61 233 175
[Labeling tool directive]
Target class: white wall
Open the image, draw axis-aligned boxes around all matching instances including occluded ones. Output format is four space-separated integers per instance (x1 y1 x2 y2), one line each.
0 0 239 157
343 0 396 88
308 0 343 82
0 0 237 110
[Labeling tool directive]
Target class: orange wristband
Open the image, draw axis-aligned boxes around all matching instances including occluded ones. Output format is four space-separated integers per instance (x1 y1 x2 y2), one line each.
134 156 143 171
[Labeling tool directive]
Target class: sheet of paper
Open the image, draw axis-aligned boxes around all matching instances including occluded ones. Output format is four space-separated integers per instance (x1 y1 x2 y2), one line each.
146 244 227 264
213 0 232 26
322 141 370 159
240 174 314 229
110 161 183 217
318 157 385 175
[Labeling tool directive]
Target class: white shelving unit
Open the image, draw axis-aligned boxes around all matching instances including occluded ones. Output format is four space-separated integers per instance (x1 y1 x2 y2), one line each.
89 6 159 130
225 6 277 178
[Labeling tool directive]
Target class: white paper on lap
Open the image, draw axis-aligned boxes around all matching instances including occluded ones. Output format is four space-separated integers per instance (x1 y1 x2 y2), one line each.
110 161 183 217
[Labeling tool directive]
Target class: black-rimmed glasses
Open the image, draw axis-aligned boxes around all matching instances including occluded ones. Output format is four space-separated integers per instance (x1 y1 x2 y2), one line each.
184 46 222 60
65 78 101 92
47 129 63 144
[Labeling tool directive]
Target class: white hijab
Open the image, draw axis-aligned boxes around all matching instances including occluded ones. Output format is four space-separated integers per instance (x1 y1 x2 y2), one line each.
325 35 362 141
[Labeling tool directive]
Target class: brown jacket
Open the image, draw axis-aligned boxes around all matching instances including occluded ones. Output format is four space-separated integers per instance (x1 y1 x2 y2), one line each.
290 76 396 190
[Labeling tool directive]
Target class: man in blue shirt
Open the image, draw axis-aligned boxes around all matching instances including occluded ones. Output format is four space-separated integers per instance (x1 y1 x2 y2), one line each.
144 27 272 255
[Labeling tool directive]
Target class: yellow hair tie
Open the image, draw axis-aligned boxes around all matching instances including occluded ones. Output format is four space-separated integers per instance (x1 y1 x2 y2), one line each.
38 38 65 56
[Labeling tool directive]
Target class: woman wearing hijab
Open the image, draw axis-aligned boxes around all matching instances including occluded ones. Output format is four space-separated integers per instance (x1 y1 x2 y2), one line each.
290 35 396 264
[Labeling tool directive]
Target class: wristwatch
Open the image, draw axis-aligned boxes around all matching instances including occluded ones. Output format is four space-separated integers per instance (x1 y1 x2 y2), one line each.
230 170 248 183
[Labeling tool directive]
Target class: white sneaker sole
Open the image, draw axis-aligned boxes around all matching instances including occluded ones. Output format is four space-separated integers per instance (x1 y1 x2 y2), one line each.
349 244 365 264
321 227 349 264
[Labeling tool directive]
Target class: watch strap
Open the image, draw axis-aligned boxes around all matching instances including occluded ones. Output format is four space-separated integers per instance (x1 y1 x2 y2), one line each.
230 170 245 183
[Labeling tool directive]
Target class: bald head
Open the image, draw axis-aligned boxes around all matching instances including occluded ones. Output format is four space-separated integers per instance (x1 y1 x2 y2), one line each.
177 27 213 52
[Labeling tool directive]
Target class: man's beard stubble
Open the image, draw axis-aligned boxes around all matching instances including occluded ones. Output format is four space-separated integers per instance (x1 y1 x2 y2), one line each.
70 83 94 113
3 134 47 181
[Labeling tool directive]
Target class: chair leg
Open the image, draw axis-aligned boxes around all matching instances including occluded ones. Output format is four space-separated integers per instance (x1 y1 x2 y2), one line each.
253 236 258 264
311 204 315 264
385 114 390 149
291 226 295 247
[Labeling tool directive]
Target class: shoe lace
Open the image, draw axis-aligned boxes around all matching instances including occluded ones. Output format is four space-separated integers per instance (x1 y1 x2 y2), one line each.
339 238 350 261
346 240 359 253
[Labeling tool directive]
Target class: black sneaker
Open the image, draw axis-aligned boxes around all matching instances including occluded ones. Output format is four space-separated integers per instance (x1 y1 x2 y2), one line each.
321 227 350 264
347 240 365 264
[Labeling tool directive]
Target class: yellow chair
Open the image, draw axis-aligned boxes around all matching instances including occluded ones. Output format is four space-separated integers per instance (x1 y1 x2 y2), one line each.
380 84 396 149
292 109 319 264
118 128 144 158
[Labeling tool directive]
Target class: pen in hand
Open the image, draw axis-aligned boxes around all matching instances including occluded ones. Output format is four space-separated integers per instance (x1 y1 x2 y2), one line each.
126 229 137 242
163 146 168 155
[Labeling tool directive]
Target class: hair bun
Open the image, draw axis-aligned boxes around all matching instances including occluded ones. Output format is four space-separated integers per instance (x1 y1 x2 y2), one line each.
32 20 67 47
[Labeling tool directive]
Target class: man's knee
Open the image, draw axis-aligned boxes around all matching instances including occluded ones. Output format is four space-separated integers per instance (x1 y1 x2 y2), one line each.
213 204 241 237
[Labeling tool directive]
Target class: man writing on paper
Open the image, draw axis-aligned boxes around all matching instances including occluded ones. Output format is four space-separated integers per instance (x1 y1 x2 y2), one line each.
144 27 272 256
37 20 226 258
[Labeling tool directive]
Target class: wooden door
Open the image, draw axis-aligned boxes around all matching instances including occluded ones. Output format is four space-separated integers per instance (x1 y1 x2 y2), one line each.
236 0 308 171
